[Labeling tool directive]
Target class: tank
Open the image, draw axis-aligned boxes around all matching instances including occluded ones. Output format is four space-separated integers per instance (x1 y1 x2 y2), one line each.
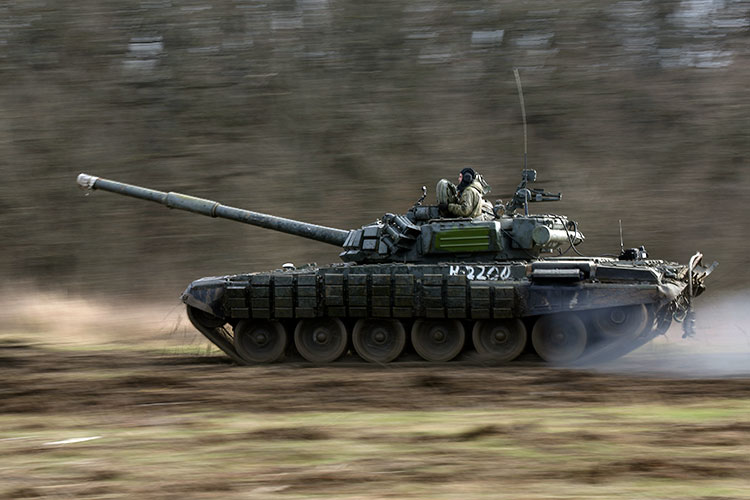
76 170 717 365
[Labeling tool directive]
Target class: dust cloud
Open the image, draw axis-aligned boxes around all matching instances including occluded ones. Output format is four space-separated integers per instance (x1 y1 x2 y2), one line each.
597 291 750 378
0 288 200 350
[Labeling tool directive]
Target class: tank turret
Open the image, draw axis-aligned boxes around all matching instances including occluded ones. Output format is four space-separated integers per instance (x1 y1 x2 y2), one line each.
77 171 584 265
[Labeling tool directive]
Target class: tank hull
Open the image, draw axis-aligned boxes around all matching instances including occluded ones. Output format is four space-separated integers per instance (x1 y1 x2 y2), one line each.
182 257 702 365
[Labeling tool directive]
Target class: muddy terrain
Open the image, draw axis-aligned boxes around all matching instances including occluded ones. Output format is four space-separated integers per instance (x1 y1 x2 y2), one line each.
4 341 750 415
2 327 750 499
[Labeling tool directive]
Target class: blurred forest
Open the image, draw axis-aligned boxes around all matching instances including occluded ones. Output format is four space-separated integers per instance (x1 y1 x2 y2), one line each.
1 0 748 300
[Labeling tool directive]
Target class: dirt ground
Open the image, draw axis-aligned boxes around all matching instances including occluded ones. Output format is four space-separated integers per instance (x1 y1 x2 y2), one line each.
2 334 750 499
2 340 750 415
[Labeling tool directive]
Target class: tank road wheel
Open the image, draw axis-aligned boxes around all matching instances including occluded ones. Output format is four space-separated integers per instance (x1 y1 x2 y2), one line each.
411 319 465 362
591 304 649 339
234 319 287 364
472 319 527 363
294 318 348 364
576 305 656 365
531 313 587 364
352 319 406 364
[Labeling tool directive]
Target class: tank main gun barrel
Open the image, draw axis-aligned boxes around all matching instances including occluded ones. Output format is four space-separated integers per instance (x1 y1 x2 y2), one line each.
76 173 350 246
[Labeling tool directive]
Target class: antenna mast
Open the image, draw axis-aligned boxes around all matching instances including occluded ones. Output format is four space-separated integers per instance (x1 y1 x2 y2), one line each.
513 68 530 215
513 68 528 170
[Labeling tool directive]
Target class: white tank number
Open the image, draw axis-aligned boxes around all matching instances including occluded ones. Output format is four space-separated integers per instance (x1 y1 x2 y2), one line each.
448 265 511 281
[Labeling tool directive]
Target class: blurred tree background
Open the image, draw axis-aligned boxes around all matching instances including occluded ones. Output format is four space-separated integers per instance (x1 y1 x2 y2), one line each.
0 0 748 300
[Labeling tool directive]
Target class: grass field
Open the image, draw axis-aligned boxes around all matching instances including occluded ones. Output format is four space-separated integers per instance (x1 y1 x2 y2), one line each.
4 400 750 499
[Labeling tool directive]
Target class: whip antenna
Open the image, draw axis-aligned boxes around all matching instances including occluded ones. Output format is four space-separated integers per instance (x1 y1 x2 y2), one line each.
513 68 528 170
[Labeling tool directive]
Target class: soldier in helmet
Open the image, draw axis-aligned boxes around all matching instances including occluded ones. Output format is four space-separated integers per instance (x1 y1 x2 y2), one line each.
436 167 493 219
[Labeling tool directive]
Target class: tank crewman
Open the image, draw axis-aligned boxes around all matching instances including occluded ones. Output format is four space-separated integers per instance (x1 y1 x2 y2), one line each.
436 167 493 219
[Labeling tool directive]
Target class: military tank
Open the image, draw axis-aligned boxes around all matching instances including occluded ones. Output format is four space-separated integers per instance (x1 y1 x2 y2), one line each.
76 170 716 365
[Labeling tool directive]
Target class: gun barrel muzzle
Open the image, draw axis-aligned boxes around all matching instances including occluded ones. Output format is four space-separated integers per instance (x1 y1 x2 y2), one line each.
77 173 99 190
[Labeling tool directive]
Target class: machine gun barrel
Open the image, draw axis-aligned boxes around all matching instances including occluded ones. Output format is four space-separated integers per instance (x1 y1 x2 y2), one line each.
503 169 562 215
528 188 562 202
76 173 350 246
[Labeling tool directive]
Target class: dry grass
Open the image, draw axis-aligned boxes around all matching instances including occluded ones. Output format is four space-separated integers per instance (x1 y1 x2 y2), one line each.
2 386 750 499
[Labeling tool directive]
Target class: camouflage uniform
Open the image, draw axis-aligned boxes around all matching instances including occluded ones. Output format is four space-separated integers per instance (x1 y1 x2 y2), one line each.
449 178 484 218
436 174 493 219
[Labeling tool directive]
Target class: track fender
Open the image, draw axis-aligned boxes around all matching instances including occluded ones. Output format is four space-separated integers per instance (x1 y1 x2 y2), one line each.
180 277 226 316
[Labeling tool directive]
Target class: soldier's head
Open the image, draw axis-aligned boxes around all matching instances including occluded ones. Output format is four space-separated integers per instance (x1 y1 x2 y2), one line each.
458 167 476 189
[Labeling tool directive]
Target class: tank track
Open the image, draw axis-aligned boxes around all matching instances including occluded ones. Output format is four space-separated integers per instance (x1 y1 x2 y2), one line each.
186 302 675 366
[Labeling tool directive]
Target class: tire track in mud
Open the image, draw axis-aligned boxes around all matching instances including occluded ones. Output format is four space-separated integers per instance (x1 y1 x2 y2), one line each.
3 342 750 415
